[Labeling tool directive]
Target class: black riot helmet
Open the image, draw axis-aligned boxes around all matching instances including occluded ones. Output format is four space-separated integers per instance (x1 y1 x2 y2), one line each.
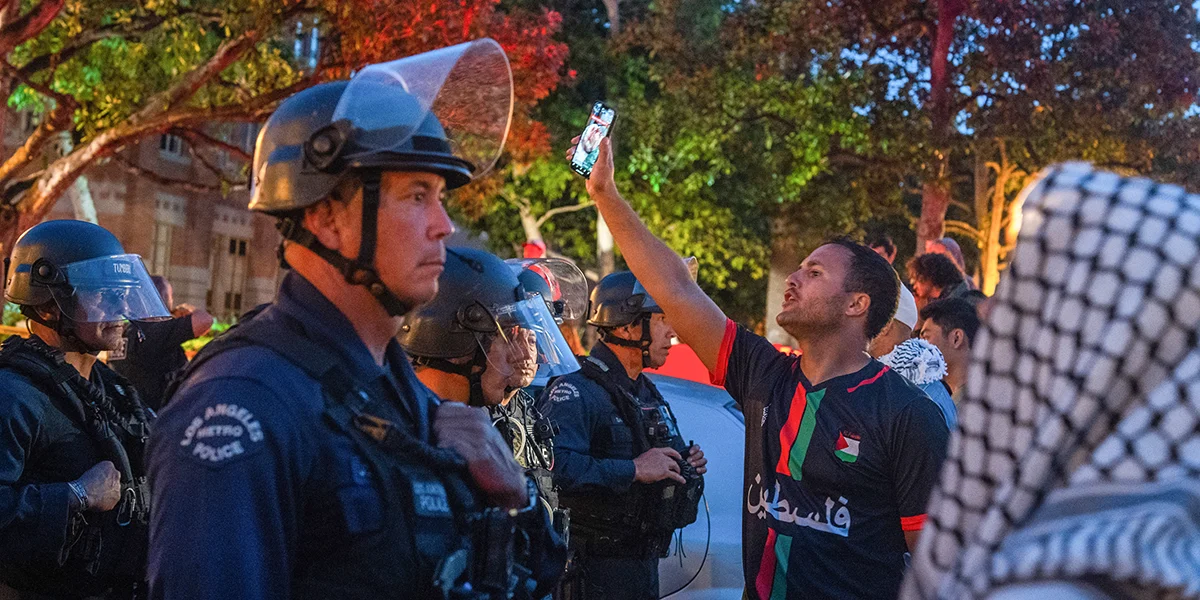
588 270 663 367
249 39 514 317
4 220 169 353
400 248 578 406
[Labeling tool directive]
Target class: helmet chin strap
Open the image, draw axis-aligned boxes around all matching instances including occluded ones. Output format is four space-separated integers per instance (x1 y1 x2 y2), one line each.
600 314 655 368
277 171 413 317
21 307 104 356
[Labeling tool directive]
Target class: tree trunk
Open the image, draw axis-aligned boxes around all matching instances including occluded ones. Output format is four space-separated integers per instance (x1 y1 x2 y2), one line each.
602 0 620 34
982 166 1006 295
917 0 966 253
517 202 542 243
764 213 798 347
56 133 98 224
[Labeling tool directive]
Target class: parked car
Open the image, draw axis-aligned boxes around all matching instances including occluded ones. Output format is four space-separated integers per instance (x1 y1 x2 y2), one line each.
651 373 745 600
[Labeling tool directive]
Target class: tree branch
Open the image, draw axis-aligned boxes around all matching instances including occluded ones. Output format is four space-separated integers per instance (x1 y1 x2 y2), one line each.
0 0 63 55
18 14 167 78
113 154 230 194
174 127 252 162
534 201 595 228
0 58 76 113
944 219 983 241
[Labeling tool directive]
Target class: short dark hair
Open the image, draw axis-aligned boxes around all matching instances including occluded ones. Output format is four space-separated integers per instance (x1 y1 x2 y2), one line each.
828 237 900 340
906 253 965 290
920 298 981 345
866 232 895 256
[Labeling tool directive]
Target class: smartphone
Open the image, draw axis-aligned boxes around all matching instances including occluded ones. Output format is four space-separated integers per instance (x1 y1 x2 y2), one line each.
570 102 617 178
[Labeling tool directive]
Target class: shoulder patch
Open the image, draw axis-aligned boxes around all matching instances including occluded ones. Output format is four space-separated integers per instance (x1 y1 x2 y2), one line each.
548 381 582 403
178 402 266 468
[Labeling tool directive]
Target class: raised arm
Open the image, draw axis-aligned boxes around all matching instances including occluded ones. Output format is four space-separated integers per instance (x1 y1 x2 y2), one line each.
577 138 729 371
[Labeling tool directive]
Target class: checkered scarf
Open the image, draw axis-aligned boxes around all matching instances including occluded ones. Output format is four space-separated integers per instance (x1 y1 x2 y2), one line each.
902 163 1200 600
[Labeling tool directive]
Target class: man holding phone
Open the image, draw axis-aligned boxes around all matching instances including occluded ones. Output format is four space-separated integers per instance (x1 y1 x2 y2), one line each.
569 134 948 599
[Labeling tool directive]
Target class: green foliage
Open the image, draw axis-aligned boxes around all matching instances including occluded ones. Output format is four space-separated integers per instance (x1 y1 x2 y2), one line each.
181 319 232 353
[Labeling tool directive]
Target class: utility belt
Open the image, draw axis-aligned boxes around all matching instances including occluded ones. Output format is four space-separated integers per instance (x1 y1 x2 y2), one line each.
171 309 561 600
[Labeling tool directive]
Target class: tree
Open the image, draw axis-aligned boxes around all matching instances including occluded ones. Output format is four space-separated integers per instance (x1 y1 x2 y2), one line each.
789 0 1200 253
0 0 567 253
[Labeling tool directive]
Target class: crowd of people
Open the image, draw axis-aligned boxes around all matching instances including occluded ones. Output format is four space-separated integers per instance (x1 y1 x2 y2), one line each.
0 39 1196 600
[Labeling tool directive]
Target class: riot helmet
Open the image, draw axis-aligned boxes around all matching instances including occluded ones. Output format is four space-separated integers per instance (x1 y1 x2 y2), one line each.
4 220 170 353
588 270 663 367
400 247 579 405
249 39 513 316
506 257 588 324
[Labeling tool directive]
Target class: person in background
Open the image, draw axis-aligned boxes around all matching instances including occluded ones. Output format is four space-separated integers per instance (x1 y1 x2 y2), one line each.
868 233 898 265
917 298 980 396
868 284 957 429
906 253 968 310
108 275 213 411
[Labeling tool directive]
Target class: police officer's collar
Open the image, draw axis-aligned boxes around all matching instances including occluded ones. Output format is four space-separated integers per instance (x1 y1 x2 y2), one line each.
274 271 398 383
590 341 644 392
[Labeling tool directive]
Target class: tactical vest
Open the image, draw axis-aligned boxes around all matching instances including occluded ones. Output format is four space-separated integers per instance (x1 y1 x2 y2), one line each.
562 357 703 559
165 306 557 600
490 390 568 543
0 335 151 598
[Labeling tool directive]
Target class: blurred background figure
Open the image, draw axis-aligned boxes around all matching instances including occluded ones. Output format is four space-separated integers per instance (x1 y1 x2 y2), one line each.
108 275 213 412
906 253 969 311
868 232 898 265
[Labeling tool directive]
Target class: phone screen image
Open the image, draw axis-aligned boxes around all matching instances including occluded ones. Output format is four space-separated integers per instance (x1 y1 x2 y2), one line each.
570 103 616 178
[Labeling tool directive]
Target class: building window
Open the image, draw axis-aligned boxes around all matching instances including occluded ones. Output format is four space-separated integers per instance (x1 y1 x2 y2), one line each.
208 235 250 320
159 133 184 157
150 220 173 275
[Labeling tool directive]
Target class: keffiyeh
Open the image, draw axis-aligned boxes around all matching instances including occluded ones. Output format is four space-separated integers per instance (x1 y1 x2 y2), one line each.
902 163 1200 600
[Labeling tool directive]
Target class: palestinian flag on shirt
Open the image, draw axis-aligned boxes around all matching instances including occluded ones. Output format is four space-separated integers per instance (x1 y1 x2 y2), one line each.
835 432 860 463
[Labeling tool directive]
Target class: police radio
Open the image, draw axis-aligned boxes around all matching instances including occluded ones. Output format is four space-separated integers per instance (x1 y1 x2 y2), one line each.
640 405 703 547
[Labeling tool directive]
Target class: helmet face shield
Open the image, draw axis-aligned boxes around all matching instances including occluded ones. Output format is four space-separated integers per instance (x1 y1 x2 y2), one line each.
332 38 514 178
493 297 580 381
507 258 589 322
51 255 170 324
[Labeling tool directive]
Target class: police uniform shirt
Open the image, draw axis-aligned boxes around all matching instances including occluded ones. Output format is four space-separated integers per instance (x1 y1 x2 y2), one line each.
709 320 949 600
109 314 196 411
536 342 642 495
147 272 434 600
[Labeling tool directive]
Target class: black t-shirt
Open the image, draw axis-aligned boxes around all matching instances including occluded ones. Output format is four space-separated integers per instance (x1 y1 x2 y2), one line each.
710 320 949 600
109 315 195 411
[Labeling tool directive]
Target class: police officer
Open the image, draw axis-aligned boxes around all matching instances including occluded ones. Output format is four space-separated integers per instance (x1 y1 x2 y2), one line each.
147 40 553 600
0 220 168 599
538 271 708 600
400 247 576 591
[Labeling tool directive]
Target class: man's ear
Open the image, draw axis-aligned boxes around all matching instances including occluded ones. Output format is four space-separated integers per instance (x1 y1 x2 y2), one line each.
950 328 967 350
302 199 344 252
846 292 870 319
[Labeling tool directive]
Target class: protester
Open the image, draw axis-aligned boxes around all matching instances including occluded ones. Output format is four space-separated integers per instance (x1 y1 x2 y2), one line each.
868 232 898 265
108 275 213 411
903 163 1200 600
917 298 979 395
867 283 918 358
572 137 947 600
906 252 968 310
924 237 966 273
869 284 957 429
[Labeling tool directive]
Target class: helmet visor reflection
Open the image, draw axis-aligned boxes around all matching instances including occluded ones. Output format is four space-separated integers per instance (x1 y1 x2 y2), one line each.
52 255 170 324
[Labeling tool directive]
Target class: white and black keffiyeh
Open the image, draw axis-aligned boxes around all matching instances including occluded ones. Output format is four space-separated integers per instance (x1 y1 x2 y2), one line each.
882 338 949 386
902 163 1200 600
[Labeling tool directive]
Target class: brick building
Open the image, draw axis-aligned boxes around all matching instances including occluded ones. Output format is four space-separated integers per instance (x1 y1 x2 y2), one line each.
4 119 282 322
